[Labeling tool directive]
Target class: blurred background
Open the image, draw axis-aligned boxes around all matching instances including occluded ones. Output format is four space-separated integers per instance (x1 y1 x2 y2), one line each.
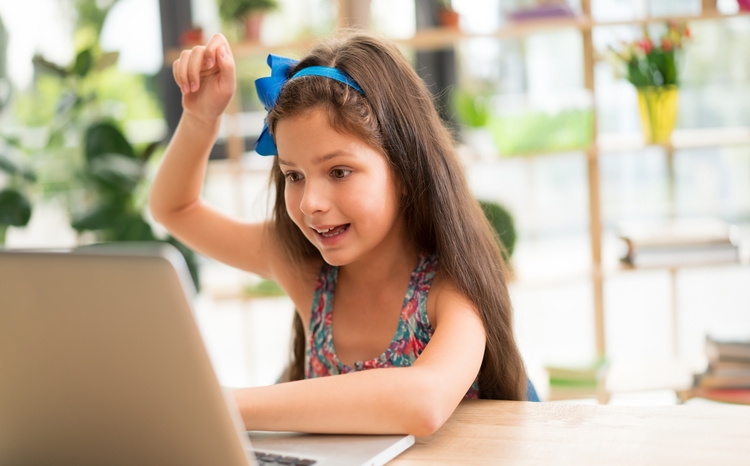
1 0 749 404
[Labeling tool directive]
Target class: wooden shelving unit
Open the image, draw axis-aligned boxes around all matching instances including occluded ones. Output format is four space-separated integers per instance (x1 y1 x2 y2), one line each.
166 12 750 62
397 10 750 51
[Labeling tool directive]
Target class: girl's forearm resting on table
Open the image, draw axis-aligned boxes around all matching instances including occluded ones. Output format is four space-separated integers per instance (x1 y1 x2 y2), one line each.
233 366 458 437
148 114 221 222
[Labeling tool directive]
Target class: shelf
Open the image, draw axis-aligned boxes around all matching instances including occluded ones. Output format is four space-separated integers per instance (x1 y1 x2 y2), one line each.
396 11 750 52
164 11 750 64
598 126 750 154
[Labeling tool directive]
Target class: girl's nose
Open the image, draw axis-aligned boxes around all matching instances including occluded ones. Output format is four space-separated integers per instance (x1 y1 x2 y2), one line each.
299 180 329 216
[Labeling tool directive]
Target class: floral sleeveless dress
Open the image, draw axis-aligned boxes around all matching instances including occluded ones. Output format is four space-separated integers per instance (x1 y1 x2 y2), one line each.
305 252 480 399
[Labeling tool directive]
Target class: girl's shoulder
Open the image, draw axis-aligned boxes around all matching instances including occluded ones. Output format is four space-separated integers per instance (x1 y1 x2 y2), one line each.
270 247 325 323
425 267 478 329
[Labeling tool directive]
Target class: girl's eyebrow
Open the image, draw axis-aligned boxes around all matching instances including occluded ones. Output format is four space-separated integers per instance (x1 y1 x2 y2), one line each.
278 151 349 167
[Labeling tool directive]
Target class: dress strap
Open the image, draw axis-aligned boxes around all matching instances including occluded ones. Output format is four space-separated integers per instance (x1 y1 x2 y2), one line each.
406 253 438 332
310 262 337 322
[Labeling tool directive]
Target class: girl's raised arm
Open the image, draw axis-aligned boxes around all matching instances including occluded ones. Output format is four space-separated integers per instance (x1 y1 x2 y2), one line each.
149 34 276 279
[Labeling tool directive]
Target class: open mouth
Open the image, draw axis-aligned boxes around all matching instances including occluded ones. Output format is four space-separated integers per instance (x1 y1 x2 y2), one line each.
312 224 350 238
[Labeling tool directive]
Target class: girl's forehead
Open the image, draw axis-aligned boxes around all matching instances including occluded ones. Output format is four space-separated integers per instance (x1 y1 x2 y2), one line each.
275 110 383 166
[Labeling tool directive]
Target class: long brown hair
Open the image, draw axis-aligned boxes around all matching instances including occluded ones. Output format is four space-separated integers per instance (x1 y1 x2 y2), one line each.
266 31 527 400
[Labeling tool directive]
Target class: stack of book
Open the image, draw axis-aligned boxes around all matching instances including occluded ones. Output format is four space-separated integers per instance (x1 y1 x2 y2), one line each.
546 358 610 403
680 336 750 404
506 0 576 21
618 217 740 268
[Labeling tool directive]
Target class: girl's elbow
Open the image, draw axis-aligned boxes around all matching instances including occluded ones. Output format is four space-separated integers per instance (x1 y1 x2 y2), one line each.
405 393 451 437
408 411 445 437
147 190 165 223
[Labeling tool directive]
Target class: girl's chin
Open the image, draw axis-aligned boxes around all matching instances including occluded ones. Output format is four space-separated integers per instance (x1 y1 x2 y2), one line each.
317 250 354 267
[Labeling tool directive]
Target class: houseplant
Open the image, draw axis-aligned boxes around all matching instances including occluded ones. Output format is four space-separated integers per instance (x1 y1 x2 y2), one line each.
218 0 279 41
0 145 35 245
455 89 495 160
11 42 201 288
436 0 460 29
607 22 690 144
478 200 517 264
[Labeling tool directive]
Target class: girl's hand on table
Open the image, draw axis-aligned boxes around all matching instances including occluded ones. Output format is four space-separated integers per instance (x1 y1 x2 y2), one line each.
172 33 236 124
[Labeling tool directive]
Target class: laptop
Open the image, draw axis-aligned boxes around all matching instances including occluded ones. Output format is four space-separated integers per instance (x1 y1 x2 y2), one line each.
0 243 414 466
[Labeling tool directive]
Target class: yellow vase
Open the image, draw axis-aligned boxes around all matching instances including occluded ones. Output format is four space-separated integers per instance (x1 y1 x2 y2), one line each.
637 86 679 145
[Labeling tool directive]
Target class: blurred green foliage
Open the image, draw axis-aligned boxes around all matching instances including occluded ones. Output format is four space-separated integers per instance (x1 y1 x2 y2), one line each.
0 0 200 289
487 108 593 156
244 278 286 298
0 12 31 242
218 0 279 23
455 90 491 129
479 200 516 262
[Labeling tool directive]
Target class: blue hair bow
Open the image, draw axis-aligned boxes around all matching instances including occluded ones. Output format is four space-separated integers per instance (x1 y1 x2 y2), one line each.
254 54 365 156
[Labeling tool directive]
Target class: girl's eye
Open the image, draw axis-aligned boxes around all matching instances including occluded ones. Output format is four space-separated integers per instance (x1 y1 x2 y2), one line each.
330 168 351 180
285 172 304 183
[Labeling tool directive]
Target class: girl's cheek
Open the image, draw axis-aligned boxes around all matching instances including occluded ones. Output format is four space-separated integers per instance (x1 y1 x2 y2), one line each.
285 190 302 222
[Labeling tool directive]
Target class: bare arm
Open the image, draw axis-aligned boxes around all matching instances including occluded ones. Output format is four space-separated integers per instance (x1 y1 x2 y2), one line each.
233 285 486 436
149 34 276 278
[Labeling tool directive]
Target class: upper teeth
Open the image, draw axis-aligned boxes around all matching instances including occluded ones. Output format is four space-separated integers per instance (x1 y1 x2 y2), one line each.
315 227 334 233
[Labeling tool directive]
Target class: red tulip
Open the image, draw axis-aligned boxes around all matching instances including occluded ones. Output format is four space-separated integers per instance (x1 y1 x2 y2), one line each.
638 38 654 54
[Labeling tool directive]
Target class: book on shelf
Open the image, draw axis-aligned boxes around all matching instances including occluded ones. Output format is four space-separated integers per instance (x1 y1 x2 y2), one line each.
706 335 750 366
679 387 750 405
506 0 576 21
618 217 740 268
684 336 750 404
711 359 750 372
546 358 609 401
695 369 750 389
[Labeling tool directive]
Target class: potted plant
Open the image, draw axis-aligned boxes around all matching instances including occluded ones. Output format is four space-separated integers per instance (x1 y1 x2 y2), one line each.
12 44 201 288
218 0 279 42
455 89 495 160
607 22 690 144
0 160 34 245
436 0 460 29
478 200 517 265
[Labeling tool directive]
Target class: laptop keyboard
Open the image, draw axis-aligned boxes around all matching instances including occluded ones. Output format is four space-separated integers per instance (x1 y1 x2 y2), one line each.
254 451 317 465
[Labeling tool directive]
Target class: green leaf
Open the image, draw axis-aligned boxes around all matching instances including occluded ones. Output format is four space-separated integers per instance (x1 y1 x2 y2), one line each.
0 189 32 227
455 90 490 128
0 151 37 182
71 202 126 231
89 153 143 194
72 48 94 78
138 140 162 162
0 78 11 111
95 51 119 72
109 214 156 242
244 279 285 298
166 236 201 291
479 200 516 259
85 122 135 163
56 91 81 117
32 55 69 78
0 134 22 148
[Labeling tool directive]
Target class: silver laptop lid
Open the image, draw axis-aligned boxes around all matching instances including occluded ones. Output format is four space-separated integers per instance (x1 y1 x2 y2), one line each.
0 244 255 466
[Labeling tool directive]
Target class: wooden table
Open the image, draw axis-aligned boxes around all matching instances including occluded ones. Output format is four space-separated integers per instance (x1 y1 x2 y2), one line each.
389 400 750 465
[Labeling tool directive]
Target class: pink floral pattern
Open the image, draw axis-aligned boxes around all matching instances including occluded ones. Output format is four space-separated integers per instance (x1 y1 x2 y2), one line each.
305 253 480 399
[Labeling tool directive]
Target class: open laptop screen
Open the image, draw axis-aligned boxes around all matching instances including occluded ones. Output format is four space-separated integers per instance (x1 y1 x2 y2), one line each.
0 245 254 466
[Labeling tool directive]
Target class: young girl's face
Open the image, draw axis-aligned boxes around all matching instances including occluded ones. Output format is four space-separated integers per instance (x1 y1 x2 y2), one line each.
275 108 404 266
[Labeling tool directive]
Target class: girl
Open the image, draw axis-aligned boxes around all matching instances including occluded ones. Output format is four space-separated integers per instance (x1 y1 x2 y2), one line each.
150 30 532 437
